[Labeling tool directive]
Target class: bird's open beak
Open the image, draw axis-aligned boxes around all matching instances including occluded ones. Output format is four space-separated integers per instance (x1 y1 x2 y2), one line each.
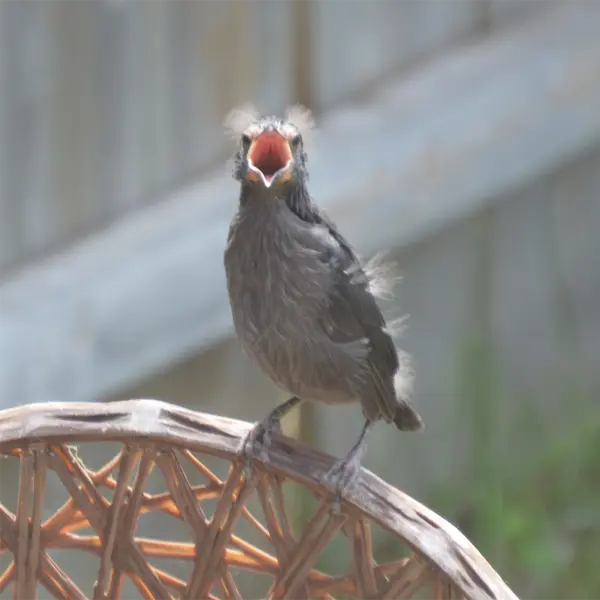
247 132 293 188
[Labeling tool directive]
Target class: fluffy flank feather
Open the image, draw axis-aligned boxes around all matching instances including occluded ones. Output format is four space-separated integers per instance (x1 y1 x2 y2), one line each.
385 314 409 340
362 252 410 341
393 349 422 431
394 349 414 402
345 252 401 300
363 252 401 300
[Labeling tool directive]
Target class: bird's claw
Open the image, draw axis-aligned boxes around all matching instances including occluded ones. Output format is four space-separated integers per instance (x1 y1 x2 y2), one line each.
238 418 280 477
323 458 360 514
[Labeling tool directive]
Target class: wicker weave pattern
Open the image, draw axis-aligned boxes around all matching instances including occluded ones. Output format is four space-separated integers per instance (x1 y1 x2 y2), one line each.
0 400 518 600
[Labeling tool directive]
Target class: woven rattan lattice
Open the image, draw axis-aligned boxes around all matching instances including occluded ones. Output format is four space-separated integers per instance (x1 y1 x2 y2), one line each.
0 400 518 600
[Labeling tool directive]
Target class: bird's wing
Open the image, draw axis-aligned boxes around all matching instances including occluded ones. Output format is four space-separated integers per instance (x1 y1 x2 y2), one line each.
308 209 400 422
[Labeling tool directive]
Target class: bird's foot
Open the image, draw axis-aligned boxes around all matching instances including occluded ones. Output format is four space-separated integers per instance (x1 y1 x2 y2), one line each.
238 417 282 478
322 419 373 514
322 456 361 515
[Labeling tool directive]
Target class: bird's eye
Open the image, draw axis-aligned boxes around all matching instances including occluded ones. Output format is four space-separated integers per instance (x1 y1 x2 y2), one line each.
241 134 252 147
290 134 302 148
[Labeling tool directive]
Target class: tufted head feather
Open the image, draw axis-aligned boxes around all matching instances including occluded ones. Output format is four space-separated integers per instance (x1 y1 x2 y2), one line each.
284 104 315 137
223 103 260 139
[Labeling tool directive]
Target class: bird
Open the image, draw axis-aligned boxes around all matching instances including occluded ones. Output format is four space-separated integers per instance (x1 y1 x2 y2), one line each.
223 105 424 506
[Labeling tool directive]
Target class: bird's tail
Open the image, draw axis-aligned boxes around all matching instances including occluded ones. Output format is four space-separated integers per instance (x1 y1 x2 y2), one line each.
394 401 424 431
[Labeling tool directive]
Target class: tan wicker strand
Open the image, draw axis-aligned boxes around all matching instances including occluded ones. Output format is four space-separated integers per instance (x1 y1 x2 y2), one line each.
0 400 519 600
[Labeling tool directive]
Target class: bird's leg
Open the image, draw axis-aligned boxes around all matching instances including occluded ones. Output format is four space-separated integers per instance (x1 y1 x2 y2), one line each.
239 395 302 476
323 419 374 513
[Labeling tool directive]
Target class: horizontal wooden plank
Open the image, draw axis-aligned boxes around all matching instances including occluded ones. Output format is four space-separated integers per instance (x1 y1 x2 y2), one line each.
2 4 600 408
488 0 550 27
311 0 487 109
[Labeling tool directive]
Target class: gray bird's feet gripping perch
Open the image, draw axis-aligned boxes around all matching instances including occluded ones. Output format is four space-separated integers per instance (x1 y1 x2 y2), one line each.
323 419 374 514
238 396 302 477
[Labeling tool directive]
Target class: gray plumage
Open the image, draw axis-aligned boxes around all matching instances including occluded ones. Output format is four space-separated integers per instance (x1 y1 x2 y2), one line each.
224 112 423 501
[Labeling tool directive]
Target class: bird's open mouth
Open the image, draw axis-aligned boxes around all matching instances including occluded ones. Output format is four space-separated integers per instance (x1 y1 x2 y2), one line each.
247 132 293 187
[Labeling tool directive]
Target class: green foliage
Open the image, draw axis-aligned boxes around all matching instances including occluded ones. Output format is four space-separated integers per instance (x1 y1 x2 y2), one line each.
442 418 600 598
431 338 600 599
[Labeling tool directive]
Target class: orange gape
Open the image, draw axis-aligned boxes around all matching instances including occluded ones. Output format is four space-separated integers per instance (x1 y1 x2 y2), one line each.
248 132 291 182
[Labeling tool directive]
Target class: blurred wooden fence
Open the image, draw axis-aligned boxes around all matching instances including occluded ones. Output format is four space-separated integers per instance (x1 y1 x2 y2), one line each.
2 3 600 591
1 0 546 275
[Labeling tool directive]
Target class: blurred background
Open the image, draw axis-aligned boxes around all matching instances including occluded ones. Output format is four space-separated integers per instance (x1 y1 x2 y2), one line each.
1 0 600 598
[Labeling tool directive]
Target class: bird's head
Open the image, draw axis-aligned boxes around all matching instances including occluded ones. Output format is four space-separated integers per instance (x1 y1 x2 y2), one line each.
227 105 314 191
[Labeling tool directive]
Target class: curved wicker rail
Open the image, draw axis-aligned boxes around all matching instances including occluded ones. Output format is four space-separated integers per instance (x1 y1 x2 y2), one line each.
0 400 518 600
